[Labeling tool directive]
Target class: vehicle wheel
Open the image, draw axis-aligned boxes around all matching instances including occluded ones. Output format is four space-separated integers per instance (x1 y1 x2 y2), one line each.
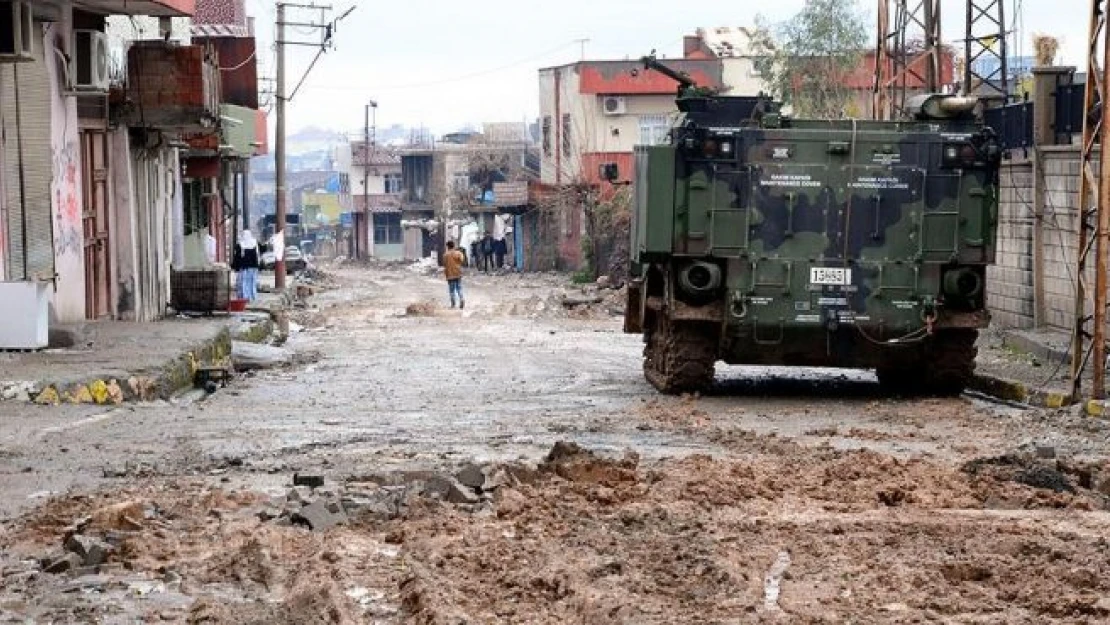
643 316 717 395
924 329 978 396
877 330 977 397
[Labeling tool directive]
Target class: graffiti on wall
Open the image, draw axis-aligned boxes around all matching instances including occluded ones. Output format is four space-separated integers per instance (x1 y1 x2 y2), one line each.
51 136 82 259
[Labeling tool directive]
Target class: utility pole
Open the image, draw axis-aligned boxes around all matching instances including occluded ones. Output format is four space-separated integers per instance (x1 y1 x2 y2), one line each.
872 0 941 120
274 2 287 289
273 1 352 288
1070 0 1110 400
574 38 590 61
964 0 1008 103
363 100 377 259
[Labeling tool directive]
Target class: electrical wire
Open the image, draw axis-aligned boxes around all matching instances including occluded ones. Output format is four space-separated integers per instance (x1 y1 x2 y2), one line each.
286 45 326 103
220 49 257 73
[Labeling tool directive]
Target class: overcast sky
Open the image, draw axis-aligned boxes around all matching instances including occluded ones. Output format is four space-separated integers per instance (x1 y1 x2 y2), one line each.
245 0 1087 136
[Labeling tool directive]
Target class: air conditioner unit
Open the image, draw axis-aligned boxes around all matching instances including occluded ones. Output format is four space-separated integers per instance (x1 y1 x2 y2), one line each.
73 29 110 92
0 1 34 62
602 96 627 116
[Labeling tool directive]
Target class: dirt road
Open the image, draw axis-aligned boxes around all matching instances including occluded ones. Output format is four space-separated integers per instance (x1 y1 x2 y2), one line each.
3 264 1110 623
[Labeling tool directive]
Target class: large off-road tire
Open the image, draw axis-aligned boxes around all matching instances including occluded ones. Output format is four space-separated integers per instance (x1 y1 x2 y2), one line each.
877 329 978 397
643 317 717 395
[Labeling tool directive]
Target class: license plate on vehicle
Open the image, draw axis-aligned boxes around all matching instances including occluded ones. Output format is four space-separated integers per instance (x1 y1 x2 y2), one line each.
810 267 852 286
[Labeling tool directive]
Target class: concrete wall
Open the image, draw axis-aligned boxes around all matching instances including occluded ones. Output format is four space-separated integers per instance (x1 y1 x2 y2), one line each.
721 57 765 96
111 131 176 321
0 66 6 282
1039 148 1084 332
46 18 87 323
988 159 1036 329
989 146 1089 334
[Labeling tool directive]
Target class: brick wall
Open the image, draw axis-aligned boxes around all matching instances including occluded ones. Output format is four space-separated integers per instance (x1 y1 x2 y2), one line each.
988 146 1089 333
126 43 219 128
988 158 1035 329
1041 148 1085 332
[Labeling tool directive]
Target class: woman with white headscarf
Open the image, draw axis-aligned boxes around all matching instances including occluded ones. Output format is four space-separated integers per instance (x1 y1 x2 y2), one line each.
232 230 263 301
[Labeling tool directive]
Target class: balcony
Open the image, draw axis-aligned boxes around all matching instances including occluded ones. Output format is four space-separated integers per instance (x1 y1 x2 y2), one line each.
119 41 220 133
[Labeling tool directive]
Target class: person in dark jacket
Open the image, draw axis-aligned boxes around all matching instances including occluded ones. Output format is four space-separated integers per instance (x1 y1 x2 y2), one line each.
493 236 508 269
479 232 494 272
232 230 264 301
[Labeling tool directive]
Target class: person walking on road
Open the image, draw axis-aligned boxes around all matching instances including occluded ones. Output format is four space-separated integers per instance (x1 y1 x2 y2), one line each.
232 230 263 302
444 240 466 309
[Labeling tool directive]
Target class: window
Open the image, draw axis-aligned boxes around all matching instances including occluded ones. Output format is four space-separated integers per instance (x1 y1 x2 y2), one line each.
338 173 350 194
638 115 671 146
542 116 552 156
452 172 470 193
374 213 403 245
384 173 402 194
182 179 208 236
561 113 572 157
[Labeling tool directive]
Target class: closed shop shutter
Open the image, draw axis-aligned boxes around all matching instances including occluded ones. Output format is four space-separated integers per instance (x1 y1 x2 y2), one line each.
0 20 55 282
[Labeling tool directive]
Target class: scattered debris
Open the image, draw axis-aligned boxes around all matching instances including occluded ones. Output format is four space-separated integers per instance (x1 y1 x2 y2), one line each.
422 474 480 505
405 302 438 317
231 342 294 371
291 499 348 531
293 473 325 489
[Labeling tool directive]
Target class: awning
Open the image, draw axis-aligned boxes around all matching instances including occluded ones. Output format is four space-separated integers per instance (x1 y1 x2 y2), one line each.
72 0 195 16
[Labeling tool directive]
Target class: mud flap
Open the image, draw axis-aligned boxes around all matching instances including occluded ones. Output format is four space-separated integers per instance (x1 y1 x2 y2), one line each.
624 279 644 334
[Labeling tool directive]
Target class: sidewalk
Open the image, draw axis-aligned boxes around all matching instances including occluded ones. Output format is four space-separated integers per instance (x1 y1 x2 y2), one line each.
971 327 1083 410
0 312 272 405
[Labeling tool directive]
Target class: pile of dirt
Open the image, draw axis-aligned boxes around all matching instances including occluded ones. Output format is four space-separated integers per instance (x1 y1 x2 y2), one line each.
5 440 1110 623
0 481 404 623
405 301 439 317
394 442 1110 623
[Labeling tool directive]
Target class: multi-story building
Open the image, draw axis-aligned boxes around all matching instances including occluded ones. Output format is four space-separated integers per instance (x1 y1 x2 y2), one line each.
399 137 537 263
348 141 403 260
537 56 723 187
1 0 199 325
0 0 265 332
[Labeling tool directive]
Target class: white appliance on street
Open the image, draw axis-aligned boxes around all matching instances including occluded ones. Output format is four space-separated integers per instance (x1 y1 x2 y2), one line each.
0 281 50 349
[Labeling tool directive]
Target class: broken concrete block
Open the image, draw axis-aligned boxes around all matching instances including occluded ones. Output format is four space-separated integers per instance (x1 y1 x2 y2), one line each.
291 499 348 531
293 473 325 489
232 342 293 371
257 506 282 522
455 464 487 491
44 553 84 574
424 475 480 505
286 486 314 504
64 535 113 567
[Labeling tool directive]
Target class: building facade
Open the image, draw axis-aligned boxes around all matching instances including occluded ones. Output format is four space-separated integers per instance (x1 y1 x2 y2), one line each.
0 0 266 330
1 0 197 325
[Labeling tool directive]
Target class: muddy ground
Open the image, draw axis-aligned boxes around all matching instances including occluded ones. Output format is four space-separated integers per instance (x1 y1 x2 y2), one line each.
3 264 1110 624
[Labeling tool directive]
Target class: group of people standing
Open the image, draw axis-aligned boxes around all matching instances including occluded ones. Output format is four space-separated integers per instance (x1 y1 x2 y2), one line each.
469 231 509 272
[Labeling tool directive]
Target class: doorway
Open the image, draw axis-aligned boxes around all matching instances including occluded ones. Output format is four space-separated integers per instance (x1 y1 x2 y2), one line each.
81 129 111 319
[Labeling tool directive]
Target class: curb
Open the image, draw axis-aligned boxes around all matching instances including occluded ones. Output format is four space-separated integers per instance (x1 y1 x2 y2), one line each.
30 328 233 406
967 373 1072 409
9 314 277 406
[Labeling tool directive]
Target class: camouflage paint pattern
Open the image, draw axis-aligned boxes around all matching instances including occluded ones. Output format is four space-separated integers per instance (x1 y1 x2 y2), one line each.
630 97 1001 370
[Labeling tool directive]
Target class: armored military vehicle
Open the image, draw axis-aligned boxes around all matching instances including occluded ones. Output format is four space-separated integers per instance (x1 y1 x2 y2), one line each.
620 56 1002 396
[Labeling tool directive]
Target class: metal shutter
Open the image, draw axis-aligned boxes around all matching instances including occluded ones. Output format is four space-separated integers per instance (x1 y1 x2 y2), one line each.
1 20 55 282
